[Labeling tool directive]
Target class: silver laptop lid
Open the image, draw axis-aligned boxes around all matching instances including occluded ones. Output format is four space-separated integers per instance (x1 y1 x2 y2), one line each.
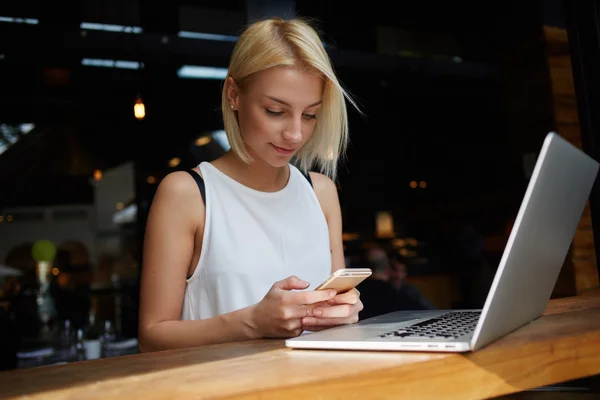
471 132 599 350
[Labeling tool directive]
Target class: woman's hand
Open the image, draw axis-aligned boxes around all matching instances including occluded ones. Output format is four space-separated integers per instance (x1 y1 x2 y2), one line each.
301 289 363 331
249 276 336 338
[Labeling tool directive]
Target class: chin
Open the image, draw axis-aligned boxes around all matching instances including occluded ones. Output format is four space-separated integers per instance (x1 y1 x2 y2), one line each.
265 155 293 168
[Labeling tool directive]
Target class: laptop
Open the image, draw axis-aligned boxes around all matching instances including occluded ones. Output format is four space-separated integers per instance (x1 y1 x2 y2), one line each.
286 132 599 352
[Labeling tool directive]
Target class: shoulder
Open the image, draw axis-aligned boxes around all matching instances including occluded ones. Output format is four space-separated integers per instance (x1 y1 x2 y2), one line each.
152 169 205 210
308 171 338 198
145 169 205 235
307 171 340 217
157 169 202 195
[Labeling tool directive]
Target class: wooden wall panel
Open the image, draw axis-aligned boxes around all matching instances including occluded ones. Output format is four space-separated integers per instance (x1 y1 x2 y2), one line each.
544 26 599 293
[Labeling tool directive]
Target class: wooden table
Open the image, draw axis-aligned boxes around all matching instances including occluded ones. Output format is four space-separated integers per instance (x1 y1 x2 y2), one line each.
2 290 600 400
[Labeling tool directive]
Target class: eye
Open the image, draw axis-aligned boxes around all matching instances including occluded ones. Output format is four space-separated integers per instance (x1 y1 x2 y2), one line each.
303 113 317 120
265 109 284 116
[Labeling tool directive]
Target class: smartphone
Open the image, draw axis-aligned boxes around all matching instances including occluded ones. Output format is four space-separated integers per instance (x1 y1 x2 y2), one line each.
314 268 372 294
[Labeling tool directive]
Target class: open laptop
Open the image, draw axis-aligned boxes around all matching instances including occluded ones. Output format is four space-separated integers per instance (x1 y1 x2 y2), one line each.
286 132 599 352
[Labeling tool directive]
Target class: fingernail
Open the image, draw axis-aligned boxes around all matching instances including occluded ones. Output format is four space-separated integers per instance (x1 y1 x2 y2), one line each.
313 308 322 317
329 290 336 297
302 317 313 325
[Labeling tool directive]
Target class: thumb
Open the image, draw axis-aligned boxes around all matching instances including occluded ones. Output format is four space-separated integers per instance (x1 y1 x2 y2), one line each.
274 275 310 291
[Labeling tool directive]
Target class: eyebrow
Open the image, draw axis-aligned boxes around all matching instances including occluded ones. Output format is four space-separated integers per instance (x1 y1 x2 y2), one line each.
266 96 322 108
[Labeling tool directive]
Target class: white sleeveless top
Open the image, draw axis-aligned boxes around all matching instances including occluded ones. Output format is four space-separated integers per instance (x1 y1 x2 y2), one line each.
180 162 332 320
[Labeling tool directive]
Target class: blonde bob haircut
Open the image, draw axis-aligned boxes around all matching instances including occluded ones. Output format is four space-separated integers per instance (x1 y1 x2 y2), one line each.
221 17 359 180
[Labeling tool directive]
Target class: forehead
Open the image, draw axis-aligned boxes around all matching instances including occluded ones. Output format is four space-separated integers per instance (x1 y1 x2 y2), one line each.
246 66 323 105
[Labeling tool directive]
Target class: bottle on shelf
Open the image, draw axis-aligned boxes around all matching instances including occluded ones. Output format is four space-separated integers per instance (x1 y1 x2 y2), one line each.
101 320 117 358
75 328 85 361
83 309 102 360
60 319 76 360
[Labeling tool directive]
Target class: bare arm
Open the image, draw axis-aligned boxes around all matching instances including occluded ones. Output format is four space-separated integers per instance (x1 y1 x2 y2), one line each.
310 172 346 272
138 171 257 352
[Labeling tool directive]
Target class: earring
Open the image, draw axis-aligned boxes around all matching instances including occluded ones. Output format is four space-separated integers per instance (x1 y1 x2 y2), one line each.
230 104 234 110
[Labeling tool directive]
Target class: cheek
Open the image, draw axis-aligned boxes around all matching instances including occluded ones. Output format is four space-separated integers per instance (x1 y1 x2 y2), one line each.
239 109 277 141
296 121 317 146
303 121 318 140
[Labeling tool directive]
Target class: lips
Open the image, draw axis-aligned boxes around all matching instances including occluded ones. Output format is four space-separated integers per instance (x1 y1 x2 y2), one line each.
272 144 296 155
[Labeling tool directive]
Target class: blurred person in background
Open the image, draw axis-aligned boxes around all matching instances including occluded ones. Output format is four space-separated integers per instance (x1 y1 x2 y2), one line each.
389 253 437 311
356 244 403 320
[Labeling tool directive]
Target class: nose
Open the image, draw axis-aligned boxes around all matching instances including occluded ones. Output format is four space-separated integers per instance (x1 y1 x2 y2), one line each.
282 115 303 144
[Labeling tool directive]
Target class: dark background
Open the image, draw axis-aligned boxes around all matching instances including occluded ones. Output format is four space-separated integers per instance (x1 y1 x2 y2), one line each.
3 0 599 352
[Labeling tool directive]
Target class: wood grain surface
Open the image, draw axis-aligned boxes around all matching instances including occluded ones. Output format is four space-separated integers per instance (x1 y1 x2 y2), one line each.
1 290 599 400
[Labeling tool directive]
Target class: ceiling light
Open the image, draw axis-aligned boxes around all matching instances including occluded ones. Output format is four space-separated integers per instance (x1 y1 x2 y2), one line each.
195 136 212 146
177 65 228 80
134 96 145 120
80 22 141 34
0 16 38 24
168 157 181 168
82 58 141 70
178 31 238 42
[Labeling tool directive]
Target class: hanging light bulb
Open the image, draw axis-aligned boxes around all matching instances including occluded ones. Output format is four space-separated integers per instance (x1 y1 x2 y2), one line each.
134 95 145 120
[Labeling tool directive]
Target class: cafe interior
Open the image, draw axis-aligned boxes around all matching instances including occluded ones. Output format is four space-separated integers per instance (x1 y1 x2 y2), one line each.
1 0 600 398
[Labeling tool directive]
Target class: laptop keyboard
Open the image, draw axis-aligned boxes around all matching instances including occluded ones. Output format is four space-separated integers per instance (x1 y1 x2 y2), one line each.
378 311 481 339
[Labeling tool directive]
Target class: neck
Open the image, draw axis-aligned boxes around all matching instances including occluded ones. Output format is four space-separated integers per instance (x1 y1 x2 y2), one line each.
216 150 290 192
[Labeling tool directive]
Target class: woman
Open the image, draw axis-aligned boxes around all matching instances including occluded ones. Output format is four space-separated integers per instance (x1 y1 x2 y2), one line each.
138 17 363 352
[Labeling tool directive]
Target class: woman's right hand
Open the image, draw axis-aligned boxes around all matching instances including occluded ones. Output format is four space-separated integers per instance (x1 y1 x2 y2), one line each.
250 276 336 338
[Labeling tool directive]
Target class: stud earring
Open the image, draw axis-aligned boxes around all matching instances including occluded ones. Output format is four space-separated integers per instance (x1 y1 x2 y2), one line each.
230 104 234 110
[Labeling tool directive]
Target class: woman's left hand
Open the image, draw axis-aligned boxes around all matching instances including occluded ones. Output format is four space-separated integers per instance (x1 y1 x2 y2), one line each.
302 289 363 331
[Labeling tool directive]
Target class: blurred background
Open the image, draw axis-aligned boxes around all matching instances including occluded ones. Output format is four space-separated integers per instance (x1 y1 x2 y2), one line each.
1 0 598 371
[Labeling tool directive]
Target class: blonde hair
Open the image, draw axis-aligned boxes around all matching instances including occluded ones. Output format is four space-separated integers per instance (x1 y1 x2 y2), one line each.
221 17 359 180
